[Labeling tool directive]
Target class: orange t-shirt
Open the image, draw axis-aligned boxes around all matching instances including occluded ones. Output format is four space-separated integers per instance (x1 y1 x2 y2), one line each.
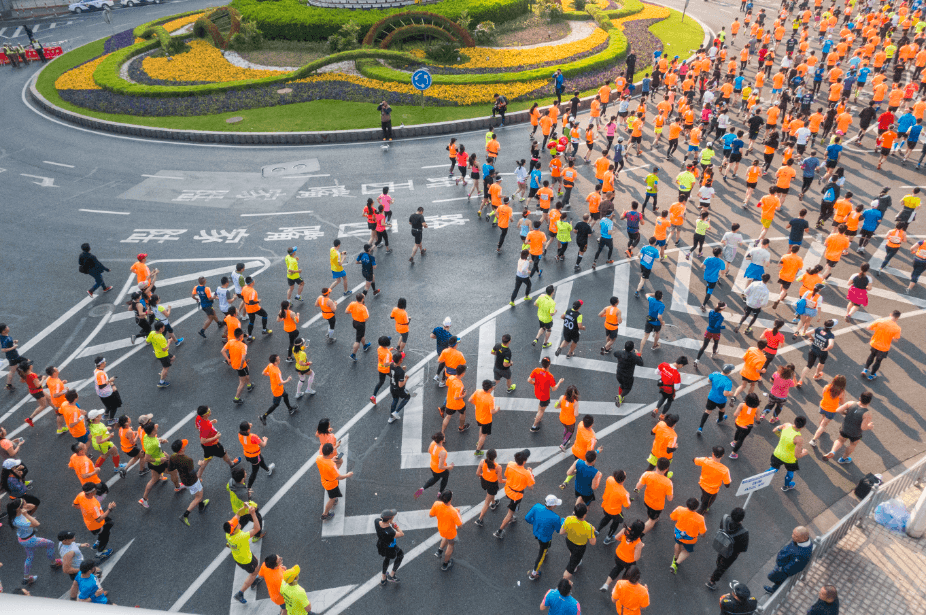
670 506 707 544
669 202 686 226
824 233 850 261
445 375 465 410
74 492 104 531
572 424 596 459
130 261 150 283
586 191 601 214
775 166 796 190
377 346 392 374
61 403 87 438
429 501 463 540
639 471 673 510
69 453 100 485
741 347 766 380
346 301 369 323
868 318 901 352
654 218 670 240
504 462 535 500
779 253 803 282
612 580 650 615
262 363 284 396
390 307 409 334
225 315 242 341
526 229 546 256
558 396 577 426
820 384 842 413
316 456 339 489
240 286 260 314
471 389 495 425
281 309 298 333
694 456 731 494
601 476 630 515
223 339 247 370
735 403 759 428
258 564 285 606
760 194 781 220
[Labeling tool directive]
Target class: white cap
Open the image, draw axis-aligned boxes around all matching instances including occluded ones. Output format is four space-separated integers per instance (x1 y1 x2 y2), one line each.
545 494 562 507
2 458 21 470
443 317 452 327
87 409 105 420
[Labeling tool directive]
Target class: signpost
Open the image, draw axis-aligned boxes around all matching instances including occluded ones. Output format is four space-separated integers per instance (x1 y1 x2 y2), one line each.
412 67 432 108
735 469 777 509
681 0 690 22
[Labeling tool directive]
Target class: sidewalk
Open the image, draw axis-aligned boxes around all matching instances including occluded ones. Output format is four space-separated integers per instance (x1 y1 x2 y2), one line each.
773 481 926 615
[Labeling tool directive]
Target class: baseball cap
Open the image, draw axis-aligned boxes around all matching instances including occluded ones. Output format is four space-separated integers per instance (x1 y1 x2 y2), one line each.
58 530 76 541
443 317 452 327
2 458 21 470
288 246 297 254
87 409 105 420
544 495 562 507
137 253 147 261
283 565 300 583
722 364 735 374
732 581 752 599
381 509 397 521
171 438 189 453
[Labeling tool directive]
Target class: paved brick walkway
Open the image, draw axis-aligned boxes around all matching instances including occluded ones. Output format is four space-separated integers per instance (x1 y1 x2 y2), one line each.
776 484 926 615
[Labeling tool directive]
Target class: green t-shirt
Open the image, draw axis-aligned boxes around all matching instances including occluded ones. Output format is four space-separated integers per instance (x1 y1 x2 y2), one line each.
695 219 711 236
143 434 166 464
89 422 109 451
676 171 695 191
145 332 169 358
562 516 594 545
645 174 658 194
535 294 556 324
280 582 310 615
773 425 800 464
556 221 574 243
225 530 253 565
285 254 300 280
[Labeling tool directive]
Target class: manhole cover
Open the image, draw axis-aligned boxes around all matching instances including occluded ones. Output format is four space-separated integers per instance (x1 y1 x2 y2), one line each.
226 116 244 124
89 304 117 318
277 88 293 94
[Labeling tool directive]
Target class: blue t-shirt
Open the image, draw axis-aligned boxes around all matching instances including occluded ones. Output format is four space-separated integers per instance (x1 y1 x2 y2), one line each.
640 245 659 270
801 157 820 177
0 334 19 361
707 372 733 404
543 590 580 615
731 138 745 154
703 256 726 283
788 218 809 243
600 217 614 240
860 208 883 232
898 113 917 134
12 515 32 539
77 574 108 604
813 66 824 82
647 296 665 320
706 309 725 334
624 211 642 233
641 77 651 92
826 143 843 161
525 503 565 542
822 39 834 53
848 55 861 69
431 326 452 351
909 124 923 143
857 66 871 84
482 162 494 177
734 75 745 90
530 169 542 189
722 133 737 149
356 252 376 277
574 460 598 496
554 73 565 89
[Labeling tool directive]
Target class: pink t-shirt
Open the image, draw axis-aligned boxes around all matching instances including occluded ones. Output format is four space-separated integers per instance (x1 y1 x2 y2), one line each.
377 194 393 212
606 123 616 137
770 373 795 399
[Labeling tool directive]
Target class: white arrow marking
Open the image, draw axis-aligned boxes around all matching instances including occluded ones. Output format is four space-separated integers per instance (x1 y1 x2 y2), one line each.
59 538 135 600
476 318 496 385
21 173 58 187
496 397 644 417
614 262 631 337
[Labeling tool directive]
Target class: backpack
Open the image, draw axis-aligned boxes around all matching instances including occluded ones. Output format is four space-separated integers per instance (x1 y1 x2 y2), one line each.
712 514 747 558
78 254 91 274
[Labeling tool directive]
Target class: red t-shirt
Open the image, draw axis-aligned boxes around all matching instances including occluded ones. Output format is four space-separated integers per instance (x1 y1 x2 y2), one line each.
657 363 681 394
195 415 218 439
530 368 556 402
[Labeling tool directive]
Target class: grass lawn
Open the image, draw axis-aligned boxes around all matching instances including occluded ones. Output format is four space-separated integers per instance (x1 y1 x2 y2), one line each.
37 8 703 133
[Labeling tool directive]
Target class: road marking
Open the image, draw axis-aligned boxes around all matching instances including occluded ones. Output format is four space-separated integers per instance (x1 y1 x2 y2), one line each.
901 185 926 189
497 397 644 417
476 318 496 385
141 174 183 179
614 262 630 337
43 160 74 168
113 258 269 303
283 174 330 178
421 164 448 168
79 208 130 215
77 337 137 358
299 282 366 330
240 210 314 217
432 197 470 203
21 173 58 187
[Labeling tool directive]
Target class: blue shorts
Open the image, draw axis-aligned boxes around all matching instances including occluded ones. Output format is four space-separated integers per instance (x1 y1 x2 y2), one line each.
744 263 765 280
819 408 836 420
771 88 782 95
332 270 346 279
788 240 803 246
656 239 667 247
674 538 695 552
688 145 699 152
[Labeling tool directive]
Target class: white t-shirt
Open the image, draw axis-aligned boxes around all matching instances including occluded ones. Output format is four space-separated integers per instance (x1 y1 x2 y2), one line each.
59 542 84 572
746 247 771 267
515 166 528 183
795 127 812 145
216 286 232 313
230 269 244 294
721 232 744 262
744 281 770 309
698 185 716 203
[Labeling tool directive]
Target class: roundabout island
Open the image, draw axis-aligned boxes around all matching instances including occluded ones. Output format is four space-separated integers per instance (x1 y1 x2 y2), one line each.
32 0 703 138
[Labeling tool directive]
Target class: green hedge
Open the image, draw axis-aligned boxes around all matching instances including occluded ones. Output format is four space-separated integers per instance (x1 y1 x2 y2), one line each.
139 25 187 55
586 5 613 31
380 24 458 49
230 0 530 41
363 10 476 47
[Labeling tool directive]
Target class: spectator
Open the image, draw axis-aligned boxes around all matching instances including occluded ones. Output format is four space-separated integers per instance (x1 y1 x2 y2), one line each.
553 69 565 103
79 243 112 297
807 585 839 615
493 93 508 127
377 101 393 141
720 581 758 614
706 507 749 589
764 526 813 593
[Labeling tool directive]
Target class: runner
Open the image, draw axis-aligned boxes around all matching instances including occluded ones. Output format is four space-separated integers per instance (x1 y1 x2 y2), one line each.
471 380 499 455
635 457 674 534
284 247 304 301
528 357 565 432
260 355 296 424
138 420 182 509
525 493 564 581
533 285 558 348
371 336 395 403
387 351 410 424
733 273 771 334
669 497 707 573
599 297 623 355
317 442 353 521
290 337 316 400
17 361 49 428
555 300 585 358
638 291 666 351
653 358 686 419
821 224 851 280
115 415 147 477
474 449 504 527
823 391 875 464
167 439 210 526
491 333 516 393
494 449 535 539
193 406 240 480
771 246 804 309
355 244 381 297
257 554 287 611
226 507 264 604
239 421 275 490
87 410 125 476
427 490 465 572
767 416 808 492
694 446 731 513
437 336 466 388
621 201 646 258
130 253 159 290
731 340 767 401
346 293 372 362
145 321 175 389
414 433 453 499
559 502 596 581
510 249 534 306
375 510 404 585
192 277 219 339
614 341 644 407
808 375 848 447
330 239 350 297
409 206 428 261
148 294 183 347
224 306 246 343
797 318 837 387
72 481 116 559
699 248 728 311
561 450 602 509
221 327 253 405
729 393 761 459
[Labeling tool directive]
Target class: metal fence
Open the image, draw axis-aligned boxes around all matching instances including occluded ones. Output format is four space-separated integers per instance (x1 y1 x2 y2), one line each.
757 454 926 615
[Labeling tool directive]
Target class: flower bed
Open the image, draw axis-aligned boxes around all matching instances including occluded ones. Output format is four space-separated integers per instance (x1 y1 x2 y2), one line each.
162 12 206 33
103 29 137 54
55 54 108 90
422 37 611 75
140 40 286 83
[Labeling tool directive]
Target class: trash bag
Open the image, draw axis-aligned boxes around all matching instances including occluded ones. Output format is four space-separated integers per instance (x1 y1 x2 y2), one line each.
874 499 910 533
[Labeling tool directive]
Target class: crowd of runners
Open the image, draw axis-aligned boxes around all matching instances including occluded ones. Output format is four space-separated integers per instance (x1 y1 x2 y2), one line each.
0 0 924 612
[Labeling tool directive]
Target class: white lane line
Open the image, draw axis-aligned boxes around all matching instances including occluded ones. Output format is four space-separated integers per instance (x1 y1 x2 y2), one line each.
496 397 644 417
240 210 314 217
299 282 366 330
19 295 94 356
77 337 136 358
79 208 130 215
476 318 496 385
141 174 183 179
43 160 74 168
421 164 448 169
432 197 470 203
154 261 265 289
110 298 197 323
283 174 330 178
614 262 630 337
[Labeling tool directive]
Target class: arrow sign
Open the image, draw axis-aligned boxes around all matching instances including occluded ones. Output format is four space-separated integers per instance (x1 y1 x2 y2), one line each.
411 68 432 91
21 174 58 187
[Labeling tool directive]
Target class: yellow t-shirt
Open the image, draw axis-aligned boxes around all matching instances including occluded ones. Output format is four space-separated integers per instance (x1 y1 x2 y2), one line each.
330 247 343 273
226 530 253 565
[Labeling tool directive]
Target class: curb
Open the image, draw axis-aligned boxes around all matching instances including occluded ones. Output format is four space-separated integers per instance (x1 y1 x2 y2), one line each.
29 3 710 145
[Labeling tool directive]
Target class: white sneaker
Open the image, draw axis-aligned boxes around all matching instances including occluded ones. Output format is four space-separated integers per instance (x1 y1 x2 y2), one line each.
266 463 276 476
306 389 317 396
389 412 401 423
433 374 440 382
296 392 304 399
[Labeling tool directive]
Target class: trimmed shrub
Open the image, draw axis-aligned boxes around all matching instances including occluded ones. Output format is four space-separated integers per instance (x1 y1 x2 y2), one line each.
230 0 529 41
425 40 462 63
132 9 205 37
229 21 264 52
139 25 187 55
329 20 362 53
473 21 495 45
362 11 475 47
380 24 458 50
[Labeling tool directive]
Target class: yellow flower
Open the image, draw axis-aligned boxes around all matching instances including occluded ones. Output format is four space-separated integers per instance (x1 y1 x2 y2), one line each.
141 40 286 83
612 4 670 29
561 0 610 10
290 73 546 105
429 27 609 69
55 54 108 90
162 12 207 33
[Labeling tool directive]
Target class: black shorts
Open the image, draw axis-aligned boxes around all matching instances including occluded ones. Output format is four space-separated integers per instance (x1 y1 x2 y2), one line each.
30 391 44 400
838 430 862 443
148 461 168 474
778 187 790 195
631 136 642 144
367 221 377 230
640 265 652 279
859 229 874 239
353 320 366 342
326 486 343 499
398 331 409 343
825 159 837 168
741 375 758 383
158 355 173 368
493 366 511 381
644 321 662 333
539 399 551 408
236 366 249 377
590 212 601 220
880 147 891 156
770 453 799 472
235 555 259 575
478 421 492 435
645 504 663 520
730 152 743 163
202 442 227 460
287 277 304 287
845 229 857 237
411 229 423 245
442 405 465 415
538 320 552 331
807 348 828 368
605 329 617 340
747 181 757 189
748 129 760 140
706 399 727 411
528 187 538 199
825 259 839 268
362 272 374 282
778 279 792 289
563 329 580 343
481 478 499 496
201 306 216 316
124 446 141 458
577 241 588 252
507 497 522 512
576 490 595 503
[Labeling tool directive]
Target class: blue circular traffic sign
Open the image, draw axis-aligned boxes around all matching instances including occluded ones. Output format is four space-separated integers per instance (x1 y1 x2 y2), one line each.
411 68 432 91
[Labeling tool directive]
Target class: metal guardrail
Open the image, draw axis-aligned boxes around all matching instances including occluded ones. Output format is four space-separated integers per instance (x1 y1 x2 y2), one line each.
757 455 926 614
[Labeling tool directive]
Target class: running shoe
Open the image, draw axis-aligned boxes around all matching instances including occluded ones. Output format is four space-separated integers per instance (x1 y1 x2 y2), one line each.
370 395 377 404
350 353 357 361
413 488 424 499
493 529 504 539
266 463 275 476
474 518 485 527
837 457 853 464
234 591 247 604
198 330 207 339
56 426 68 435
157 381 170 388
259 414 267 426
233 397 243 405
24 418 33 428
363 343 372 352
181 515 191 526
388 412 401 423
23 575 37 585
138 498 149 509
507 384 516 393
441 558 454 571
175 337 184 346
262 329 272 335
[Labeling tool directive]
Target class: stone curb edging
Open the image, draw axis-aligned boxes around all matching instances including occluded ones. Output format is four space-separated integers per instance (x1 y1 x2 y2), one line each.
29 3 710 145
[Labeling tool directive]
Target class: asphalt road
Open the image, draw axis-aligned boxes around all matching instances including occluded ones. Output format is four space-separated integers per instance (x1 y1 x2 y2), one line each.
1 1 926 614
